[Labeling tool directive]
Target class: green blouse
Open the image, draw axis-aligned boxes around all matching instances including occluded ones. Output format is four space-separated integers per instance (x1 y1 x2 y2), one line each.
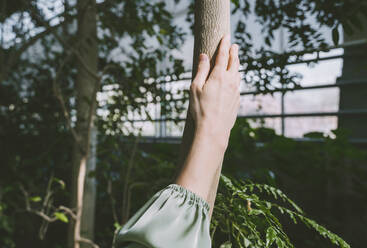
114 184 211 248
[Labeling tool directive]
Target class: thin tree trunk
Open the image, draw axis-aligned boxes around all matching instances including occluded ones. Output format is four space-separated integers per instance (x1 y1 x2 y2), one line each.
67 0 98 247
179 0 230 219
80 126 98 248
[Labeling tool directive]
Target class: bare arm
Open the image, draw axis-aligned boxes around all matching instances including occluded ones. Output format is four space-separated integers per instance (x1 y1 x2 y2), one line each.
175 35 240 213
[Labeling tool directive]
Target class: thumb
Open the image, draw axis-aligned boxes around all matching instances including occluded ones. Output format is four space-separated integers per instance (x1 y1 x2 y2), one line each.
192 53 210 89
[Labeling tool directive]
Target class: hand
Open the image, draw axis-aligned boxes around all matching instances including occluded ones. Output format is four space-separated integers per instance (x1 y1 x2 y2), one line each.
189 34 241 148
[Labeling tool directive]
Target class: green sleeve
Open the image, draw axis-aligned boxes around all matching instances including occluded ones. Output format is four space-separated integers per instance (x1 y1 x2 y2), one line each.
113 184 211 248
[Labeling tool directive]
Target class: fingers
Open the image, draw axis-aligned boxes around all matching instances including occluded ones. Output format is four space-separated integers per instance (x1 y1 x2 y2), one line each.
227 44 239 72
214 34 231 71
192 53 210 90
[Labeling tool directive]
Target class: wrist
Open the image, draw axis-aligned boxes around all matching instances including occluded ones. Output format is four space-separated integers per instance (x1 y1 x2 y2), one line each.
194 124 230 152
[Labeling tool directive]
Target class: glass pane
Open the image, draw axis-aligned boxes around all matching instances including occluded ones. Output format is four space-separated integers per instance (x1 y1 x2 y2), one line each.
284 117 338 138
287 50 343 87
247 117 282 135
239 93 282 116
284 88 339 113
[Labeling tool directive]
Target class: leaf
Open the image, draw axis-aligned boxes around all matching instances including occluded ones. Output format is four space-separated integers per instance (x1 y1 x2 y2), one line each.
54 212 68 223
29 196 42 202
266 227 277 248
157 36 163 45
114 222 122 230
332 26 340 46
220 241 232 248
244 237 251 247
53 178 65 190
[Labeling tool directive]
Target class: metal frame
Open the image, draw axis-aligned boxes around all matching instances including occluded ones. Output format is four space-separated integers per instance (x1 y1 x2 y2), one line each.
125 41 367 141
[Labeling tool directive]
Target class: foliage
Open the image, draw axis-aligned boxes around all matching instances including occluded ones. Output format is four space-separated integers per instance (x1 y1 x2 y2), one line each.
231 0 367 92
211 175 350 248
1 0 185 246
1 0 367 247
220 119 367 247
94 135 178 247
185 0 367 93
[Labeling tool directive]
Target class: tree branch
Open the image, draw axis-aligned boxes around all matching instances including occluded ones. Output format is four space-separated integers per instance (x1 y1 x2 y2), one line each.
52 51 83 147
29 5 100 82
121 134 141 224
1 12 75 83
20 182 99 248
107 180 119 225
19 184 72 223
76 237 100 248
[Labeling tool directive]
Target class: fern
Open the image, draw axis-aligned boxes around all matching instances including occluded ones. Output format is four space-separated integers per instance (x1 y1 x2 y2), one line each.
211 175 350 248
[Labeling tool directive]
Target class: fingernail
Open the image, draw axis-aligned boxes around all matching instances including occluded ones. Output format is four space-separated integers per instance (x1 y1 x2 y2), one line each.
199 53 208 61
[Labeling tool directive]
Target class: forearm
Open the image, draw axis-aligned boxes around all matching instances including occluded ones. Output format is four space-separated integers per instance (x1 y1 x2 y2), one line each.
176 35 240 217
206 161 222 218
175 128 228 205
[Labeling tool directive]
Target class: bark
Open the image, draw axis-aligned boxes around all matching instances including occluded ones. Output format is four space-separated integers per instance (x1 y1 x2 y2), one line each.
80 126 98 247
179 0 230 219
67 0 98 247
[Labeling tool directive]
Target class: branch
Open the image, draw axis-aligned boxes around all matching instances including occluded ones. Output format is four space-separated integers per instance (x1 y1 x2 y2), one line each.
121 134 141 224
77 237 100 248
19 184 77 222
20 183 100 247
59 205 77 220
1 13 75 83
52 51 82 146
20 184 57 222
107 180 119 224
29 5 100 82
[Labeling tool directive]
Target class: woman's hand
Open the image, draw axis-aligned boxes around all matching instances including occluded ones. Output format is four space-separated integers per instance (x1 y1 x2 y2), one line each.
189 34 241 148
176 34 240 206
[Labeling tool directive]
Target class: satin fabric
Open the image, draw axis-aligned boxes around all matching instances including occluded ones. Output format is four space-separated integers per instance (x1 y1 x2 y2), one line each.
114 184 211 248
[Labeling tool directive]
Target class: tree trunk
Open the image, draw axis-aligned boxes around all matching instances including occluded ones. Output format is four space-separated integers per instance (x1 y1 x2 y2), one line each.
179 0 230 218
67 0 98 247
80 126 98 248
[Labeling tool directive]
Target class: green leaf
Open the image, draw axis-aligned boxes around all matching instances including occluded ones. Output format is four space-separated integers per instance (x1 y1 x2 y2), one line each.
53 178 66 190
114 222 122 230
266 227 276 247
244 237 251 247
54 212 68 223
29 196 42 202
157 36 163 45
220 241 232 248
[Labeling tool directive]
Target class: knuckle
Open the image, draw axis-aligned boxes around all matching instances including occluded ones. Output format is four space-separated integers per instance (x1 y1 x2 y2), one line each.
218 49 227 59
198 61 207 69
211 70 223 80
190 83 197 92
218 74 226 83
